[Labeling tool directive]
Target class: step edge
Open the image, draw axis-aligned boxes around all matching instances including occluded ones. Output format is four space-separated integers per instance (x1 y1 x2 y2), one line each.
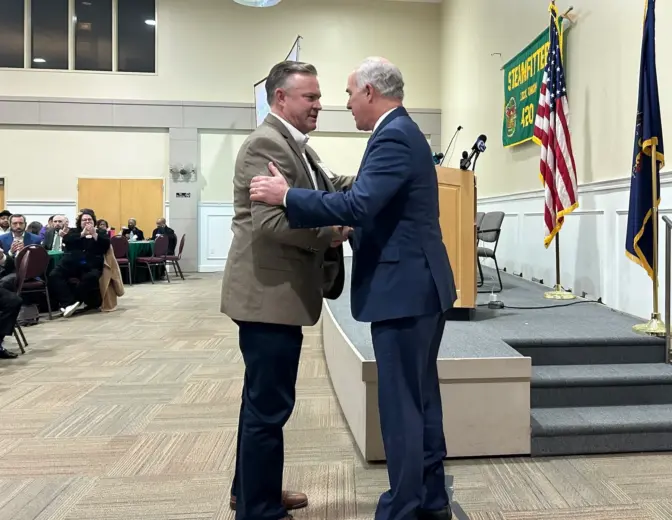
531 377 672 388
531 408 672 436
531 424 672 437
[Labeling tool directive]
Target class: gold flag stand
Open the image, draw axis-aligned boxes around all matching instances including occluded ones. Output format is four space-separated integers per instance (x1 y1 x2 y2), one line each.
633 142 665 336
544 232 576 300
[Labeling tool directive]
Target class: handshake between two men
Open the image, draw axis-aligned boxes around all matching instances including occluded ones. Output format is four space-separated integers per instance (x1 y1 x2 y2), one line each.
329 225 352 248
220 57 456 520
250 159 353 250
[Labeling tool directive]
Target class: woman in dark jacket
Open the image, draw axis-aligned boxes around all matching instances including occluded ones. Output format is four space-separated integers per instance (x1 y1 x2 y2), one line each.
48 209 110 318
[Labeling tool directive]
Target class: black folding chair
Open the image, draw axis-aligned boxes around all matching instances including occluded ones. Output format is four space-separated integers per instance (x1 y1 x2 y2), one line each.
477 211 505 293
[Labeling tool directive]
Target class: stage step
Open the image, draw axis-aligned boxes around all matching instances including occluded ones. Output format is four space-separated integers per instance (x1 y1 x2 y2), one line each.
531 404 672 455
512 338 666 366
531 363 672 407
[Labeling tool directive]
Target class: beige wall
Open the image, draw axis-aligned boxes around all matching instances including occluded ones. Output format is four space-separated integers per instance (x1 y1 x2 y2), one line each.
0 127 168 201
440 0 672 197
0 0 441 109
200 131 368 203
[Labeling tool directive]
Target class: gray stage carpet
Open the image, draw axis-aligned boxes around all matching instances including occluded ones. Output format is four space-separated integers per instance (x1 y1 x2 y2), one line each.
327 258 648 361
327 260 672 456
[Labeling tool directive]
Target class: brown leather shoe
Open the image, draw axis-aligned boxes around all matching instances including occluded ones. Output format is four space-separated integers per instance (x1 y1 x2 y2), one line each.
229 491 308 511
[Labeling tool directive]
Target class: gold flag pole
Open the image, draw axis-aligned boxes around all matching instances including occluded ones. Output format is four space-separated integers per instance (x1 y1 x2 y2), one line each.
544 232 576 300
633 142 665 336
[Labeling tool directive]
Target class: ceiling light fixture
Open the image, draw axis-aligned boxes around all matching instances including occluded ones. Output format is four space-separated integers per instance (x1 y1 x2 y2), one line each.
145 19 156 26
33 58 46 63
233 0 282 7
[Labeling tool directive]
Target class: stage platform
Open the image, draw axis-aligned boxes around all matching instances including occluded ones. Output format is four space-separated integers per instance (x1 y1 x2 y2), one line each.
323 258 669 461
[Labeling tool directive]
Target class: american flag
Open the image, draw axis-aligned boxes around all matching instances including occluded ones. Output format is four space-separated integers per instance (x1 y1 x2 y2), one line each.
533 1 578 248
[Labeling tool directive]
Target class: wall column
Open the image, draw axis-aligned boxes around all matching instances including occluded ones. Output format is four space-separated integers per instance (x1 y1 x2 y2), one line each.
168 128 200 272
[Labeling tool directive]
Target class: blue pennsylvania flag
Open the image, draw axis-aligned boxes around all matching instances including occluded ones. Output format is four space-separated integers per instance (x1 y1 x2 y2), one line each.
626 0 664 279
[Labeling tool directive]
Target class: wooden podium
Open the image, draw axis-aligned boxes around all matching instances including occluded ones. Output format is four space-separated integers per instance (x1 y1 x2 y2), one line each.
436 166 477 317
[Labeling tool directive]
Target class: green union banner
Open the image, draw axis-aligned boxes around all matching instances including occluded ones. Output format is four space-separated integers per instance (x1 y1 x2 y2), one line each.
502 26 563 147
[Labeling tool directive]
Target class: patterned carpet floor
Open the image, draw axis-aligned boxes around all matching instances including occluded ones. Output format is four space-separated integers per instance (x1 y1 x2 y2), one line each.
1 273 672 519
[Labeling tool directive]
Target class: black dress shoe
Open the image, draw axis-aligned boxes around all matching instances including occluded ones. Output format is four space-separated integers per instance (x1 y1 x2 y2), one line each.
417 506 452 520
0 347 18 359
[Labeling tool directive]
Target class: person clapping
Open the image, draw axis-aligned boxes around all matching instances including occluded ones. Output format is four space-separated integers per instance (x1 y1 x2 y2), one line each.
48 210 110 318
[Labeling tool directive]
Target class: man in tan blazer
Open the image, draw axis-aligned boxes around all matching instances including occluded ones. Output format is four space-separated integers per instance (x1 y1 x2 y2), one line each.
221 61 353 520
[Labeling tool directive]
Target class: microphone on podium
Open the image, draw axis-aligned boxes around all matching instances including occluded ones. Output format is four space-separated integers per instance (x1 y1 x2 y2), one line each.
460 134 487 171
438 125 463 166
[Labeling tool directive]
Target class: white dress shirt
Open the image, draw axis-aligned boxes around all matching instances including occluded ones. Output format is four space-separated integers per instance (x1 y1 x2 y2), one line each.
270 112 318 189
8 232 24 257
52 230 63 251
373 108 398 132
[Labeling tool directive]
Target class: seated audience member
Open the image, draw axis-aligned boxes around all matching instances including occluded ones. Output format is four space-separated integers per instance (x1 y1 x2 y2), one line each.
0 283 22 359
151 218 177 255
27 221 42 235
39 216 54 240
0 210 11 234
97 219 112 236
0 248 17 291
43 215 69 251
121 218 144 241
0 214 42 257
48 210 110 318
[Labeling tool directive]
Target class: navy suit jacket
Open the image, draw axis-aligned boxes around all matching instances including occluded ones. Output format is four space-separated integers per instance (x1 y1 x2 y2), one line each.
0 232 42 253
285 106 457 323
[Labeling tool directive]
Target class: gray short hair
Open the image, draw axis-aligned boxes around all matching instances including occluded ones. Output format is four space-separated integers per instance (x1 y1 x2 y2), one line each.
265 61 318 105
355 57 404 101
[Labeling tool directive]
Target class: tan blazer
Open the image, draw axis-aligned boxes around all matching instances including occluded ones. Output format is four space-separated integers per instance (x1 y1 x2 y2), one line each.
99 246 125 312
221 114 353 327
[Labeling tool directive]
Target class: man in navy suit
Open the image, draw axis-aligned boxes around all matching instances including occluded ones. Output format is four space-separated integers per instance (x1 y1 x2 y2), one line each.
0 214 42 256
250 57 457 520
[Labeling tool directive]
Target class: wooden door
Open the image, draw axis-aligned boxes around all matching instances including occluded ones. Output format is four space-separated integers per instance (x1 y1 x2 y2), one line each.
119 179 164 237
0 178 5 210
78 179 121 229
436 166 476 310
77 178 163 234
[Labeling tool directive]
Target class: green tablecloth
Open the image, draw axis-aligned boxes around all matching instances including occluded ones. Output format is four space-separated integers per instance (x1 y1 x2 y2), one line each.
128 240 155 283
128 240 154 264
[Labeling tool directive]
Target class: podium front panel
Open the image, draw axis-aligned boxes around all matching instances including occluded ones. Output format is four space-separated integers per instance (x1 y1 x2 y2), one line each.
436 167 476 310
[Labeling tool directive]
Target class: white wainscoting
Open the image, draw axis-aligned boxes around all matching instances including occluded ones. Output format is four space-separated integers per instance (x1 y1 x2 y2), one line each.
6 201 78 224
5 201 170 228
197 202 354 272
477 172 672 320
198 202 235 272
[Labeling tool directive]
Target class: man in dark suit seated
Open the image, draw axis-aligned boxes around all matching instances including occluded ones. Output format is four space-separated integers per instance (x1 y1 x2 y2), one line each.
48 210 110 318
0 214 42 257
42 215 69 251
121 218 145 241
0 248 17 291
251 57 457 520
151 218 177 255
0 283 22 359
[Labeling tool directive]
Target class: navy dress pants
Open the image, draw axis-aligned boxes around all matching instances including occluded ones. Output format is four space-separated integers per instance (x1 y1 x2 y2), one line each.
230 320 303 520
371 312 449 520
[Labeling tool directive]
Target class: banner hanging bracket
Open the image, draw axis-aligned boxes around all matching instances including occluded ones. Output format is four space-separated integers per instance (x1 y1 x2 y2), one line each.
561 6 576 24
499 5 576 71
